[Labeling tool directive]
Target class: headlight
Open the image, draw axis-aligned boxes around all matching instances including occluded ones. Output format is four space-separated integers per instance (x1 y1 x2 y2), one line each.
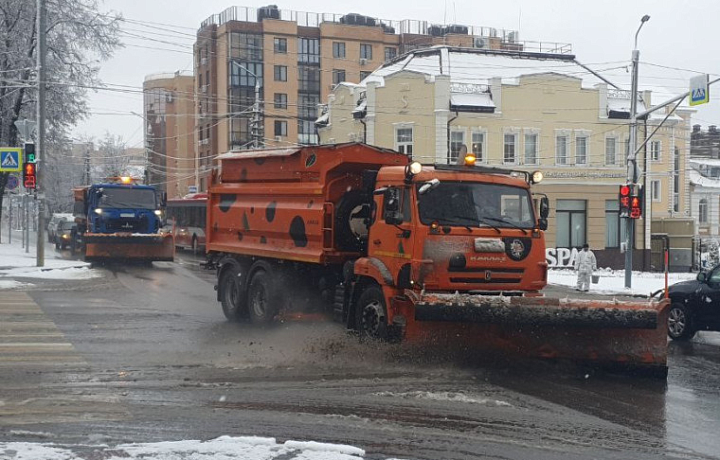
62 234 70 239
409 162 422 175
531 171 544 184
154 210 162 216
94 208 103 215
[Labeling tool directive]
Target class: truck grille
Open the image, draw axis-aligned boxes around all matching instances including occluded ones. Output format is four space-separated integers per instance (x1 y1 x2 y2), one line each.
448 267 524 285
106 218 144 232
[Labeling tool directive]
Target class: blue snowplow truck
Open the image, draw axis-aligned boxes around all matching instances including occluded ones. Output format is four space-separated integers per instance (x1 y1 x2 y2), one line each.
71 178 174 262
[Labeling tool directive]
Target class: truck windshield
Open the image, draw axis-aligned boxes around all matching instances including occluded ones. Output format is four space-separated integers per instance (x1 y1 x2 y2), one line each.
417 181 535 229
98 188 157 210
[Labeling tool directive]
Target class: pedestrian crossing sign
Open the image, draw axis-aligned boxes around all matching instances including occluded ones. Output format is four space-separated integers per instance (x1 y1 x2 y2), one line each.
0 147 22 172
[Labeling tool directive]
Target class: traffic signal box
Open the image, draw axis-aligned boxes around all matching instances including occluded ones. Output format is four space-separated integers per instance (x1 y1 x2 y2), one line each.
23 143 36 189
619 184 643 219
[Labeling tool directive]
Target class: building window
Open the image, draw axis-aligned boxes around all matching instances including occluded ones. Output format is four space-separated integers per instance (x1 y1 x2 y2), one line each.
575 135 587 165
298 66 320 93
298 37 320 64
360 71 372 81
273 37 287 54
395 126 413 156
274 93 287 110
360 44 373 60
274 65 287 82
503 133 517 164
651 180 661 202
332 42 345 58
449 131 465 164
650 140 661 161
605 200 627 248
472 131 485 163
297 93 319 145
699 198 708 224
332 69 346 85
384 47 397 61
673 146 680 212
555 134 568 165
230 61 263 88
274 120 288 137
556 200 587 248
229 32 263 61
605 137 617 165
524 133 538 165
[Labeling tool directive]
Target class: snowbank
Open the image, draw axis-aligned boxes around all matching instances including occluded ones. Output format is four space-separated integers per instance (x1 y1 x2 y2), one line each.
374 390 512 407
548 269 697 297
0 238 99 287
0 436 370 460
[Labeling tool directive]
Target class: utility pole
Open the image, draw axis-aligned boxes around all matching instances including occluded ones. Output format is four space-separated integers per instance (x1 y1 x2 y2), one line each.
625 14 650 289
85 143 91 185
36 0 46 266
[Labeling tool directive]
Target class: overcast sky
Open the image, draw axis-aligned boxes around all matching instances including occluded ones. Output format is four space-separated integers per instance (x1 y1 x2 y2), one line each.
75 0 720 147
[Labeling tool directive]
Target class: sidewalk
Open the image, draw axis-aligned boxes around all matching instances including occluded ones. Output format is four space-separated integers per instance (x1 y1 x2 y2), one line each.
0 228 100 289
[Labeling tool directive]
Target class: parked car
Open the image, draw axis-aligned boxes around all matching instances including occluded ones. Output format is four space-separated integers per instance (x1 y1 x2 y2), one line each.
54 219 75 250
666 267 720 340
47 213 74 242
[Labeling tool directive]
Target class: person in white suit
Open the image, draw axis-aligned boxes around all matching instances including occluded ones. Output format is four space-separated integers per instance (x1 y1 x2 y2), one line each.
574 244 597 292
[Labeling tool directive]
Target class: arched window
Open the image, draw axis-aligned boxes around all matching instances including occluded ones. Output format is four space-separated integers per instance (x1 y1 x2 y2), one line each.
699 198 708 224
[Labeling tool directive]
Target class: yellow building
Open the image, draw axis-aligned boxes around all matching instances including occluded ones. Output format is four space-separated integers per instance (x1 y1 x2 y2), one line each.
143 72 197 198
319 47 694 270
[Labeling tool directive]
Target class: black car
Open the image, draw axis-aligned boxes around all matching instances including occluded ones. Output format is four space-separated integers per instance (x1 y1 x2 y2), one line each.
54 220 75 250
666 268 720 340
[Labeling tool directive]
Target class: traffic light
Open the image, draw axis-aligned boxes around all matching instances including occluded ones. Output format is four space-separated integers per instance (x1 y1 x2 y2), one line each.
619 184 632 218
23 162 36 189
630 187 643 219
23 143 36 163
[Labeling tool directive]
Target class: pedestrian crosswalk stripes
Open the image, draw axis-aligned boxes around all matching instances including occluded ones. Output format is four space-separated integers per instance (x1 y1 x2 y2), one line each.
0 292 86 367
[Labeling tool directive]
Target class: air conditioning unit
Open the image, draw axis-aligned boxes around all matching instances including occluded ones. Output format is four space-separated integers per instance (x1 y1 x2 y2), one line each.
473 37 488 49
274 136 282 142
201 85 207 93
359 58 368 66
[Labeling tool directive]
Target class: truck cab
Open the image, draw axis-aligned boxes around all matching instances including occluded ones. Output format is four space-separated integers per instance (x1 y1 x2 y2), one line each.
84 182 165 234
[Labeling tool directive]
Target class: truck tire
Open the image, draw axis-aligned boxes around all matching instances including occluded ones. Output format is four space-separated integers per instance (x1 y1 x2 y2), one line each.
335 190 370 252
247 267 280 325
356 285 388 340
668 303 696 341
219 264 247 322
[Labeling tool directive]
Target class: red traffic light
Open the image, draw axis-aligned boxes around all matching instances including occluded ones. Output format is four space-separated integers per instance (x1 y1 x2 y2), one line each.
23 162 36 189
620 185 630 196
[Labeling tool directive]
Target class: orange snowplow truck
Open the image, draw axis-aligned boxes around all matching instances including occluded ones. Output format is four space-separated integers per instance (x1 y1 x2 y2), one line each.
206 143 669 376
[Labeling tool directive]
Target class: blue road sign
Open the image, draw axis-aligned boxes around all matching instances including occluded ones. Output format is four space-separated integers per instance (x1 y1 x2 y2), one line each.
6 174 19 190
0 148 23 172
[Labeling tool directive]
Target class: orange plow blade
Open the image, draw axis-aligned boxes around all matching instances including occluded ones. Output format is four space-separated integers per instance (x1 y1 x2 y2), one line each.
85 233 175 262
398 293 670 377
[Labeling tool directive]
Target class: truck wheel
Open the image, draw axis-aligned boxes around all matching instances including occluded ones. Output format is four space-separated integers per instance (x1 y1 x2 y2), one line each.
668 303 696 341
219 264 247 322
335 190 370 252
356 285 388 340
247 269 279 325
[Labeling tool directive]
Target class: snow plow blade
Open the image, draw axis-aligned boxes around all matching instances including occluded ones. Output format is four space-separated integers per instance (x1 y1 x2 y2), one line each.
404 293 670 377
84 233 175 262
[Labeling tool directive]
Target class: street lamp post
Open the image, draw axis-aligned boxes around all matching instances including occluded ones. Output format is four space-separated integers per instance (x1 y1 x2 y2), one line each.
230 61 263 149
625 14 650 289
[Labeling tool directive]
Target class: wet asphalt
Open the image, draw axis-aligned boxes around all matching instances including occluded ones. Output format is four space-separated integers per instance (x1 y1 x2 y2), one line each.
0 248 718 459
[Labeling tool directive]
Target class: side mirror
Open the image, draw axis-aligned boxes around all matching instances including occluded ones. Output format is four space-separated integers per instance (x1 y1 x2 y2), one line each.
538 218 548 231
697 272 707 283
540 196 550 219
161 192 167 207
383 187 404 225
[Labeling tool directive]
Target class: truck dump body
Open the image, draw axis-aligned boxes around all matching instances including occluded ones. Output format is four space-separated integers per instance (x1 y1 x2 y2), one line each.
206 143 408 265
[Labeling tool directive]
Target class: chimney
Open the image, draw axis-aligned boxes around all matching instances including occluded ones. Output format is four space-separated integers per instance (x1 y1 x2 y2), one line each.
693 124 701 133
710 125 718 133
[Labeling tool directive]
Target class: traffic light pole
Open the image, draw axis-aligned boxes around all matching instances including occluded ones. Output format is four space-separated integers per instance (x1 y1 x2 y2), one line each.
35 0 46 267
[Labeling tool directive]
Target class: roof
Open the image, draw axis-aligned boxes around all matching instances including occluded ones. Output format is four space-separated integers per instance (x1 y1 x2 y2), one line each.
218 147 301 160
689 158 720 167
689 169 720 189
450 92 495 111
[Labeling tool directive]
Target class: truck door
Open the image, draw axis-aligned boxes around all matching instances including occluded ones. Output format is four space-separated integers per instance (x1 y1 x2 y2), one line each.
368 186 415 289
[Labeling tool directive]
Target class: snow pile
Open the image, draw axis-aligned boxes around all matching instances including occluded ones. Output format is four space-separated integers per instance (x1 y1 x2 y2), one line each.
0 239 99 287
0 436 370 460
548 269 697 297
374 390 512 407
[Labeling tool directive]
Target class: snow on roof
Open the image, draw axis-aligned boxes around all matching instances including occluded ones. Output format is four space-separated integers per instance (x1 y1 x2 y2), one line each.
352 99 367 114
689 169 720 189
315 112 330 125
690 158 720 167
450 92 495 109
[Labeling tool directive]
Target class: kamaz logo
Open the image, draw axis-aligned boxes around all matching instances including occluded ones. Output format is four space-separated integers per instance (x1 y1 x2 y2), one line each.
121 223 133 229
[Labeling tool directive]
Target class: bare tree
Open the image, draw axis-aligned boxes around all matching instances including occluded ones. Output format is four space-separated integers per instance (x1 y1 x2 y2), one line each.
92 131 130 181
0 0 121 241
